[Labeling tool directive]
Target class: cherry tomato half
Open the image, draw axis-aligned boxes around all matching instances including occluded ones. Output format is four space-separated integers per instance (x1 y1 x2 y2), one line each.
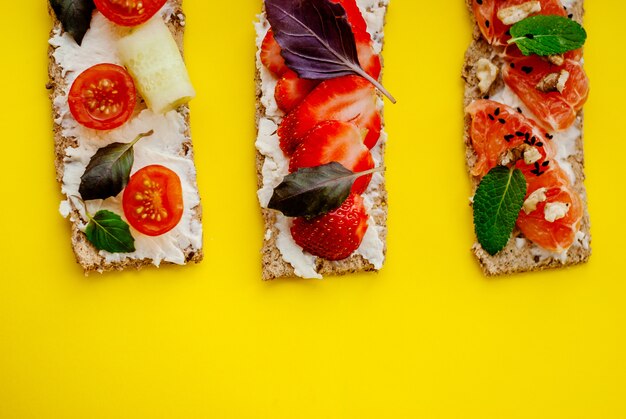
94 0 168 27
68 64 136 131
122 165 184 237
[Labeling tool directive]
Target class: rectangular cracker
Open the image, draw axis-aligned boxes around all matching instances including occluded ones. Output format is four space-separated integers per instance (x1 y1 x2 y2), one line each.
47 0 203 274
462 0 591 276
255 1 389 280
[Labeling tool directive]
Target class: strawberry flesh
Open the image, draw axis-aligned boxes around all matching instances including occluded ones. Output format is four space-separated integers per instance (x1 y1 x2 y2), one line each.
260 29 288 77
290 121 375 194
278 75 382 155
291 194 369 260
275 71 320 114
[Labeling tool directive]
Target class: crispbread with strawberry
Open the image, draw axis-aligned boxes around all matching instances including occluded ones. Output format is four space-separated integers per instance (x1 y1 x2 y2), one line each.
48 0 203 273
255 0 392 280
463 0 591 276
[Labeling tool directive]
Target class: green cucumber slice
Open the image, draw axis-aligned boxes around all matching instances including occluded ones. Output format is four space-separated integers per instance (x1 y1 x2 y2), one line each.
118 17 195 114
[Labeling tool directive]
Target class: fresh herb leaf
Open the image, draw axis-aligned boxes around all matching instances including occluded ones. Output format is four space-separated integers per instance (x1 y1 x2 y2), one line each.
508 15 587 56
85 210 135 253
264 0 396 103
473 166 527 255
49 0 96 45
79 131 153 201
268 162 381 218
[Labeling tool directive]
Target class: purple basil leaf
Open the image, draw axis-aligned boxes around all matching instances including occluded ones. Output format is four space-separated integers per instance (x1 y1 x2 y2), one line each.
264 0 395 103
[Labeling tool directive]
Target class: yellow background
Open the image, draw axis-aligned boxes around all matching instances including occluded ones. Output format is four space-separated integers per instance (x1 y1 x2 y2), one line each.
0 1 624 418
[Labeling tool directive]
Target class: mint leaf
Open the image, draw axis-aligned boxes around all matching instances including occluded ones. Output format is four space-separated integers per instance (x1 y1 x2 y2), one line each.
264 0 395 103
85 210 135 253
49 0 95 45
79 131 153 201
268 162 381 218
474 166 527 255
508 15 587 56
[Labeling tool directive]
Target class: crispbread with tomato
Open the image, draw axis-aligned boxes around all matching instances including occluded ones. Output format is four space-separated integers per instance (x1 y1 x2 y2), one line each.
255 0 392 280
463 0 591 276
48 0 203 273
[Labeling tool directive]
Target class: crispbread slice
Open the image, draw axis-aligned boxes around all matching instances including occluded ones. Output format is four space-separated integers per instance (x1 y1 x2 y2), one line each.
255 1 389 280
48 0 203 274
462 0 591 276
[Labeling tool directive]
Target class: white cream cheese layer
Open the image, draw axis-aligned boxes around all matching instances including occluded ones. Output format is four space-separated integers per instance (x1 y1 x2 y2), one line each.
255 0 389 278
50 6 202 267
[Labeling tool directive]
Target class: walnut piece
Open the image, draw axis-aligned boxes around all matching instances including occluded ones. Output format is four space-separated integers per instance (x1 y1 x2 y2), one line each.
497 1 542 25
475 58 498 94
523 188 547 215
536 70 569 94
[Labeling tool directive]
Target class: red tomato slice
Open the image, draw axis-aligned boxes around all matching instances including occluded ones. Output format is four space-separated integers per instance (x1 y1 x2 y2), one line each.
94 0 167 27
68 64 136 131
122 165 184 237
503 55 589 132
473 0 567 45
466 99 583 252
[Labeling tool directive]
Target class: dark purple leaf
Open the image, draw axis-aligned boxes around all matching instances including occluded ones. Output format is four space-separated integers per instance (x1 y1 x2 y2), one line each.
268 162 381 218
50 0 95 46
264 0 395 103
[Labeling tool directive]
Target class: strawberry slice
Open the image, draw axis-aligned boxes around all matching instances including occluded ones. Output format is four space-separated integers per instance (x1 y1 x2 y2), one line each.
290 121 375 194
275 71 320 113
278 75 382 155
355 30 381 80
291 193 369 260
260 29 288 77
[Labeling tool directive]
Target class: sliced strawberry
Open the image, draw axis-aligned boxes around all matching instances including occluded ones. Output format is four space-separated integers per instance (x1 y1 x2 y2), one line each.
260 29 288 77
291 193 369 260
355 31 381 80
290 121 375 194
278 75 382 155
275 71 320 113
329 0 368 34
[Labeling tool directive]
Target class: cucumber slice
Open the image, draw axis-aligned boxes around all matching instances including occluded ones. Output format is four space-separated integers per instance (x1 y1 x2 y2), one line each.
117 17 195 114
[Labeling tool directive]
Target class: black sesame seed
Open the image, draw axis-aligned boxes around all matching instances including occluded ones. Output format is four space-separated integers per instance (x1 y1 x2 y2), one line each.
510 63 516 68
530 136 536 144
517 107 523 114
498 118 506 124
485 20 490 28
536 142 543 147
568 13 573 18
521 66 533 74
504 134 515 142
483 95 490 99
494 107 500 116
546 133 554 139
476 0 483 4
525 132 531 140
542 161 550 167
488 114 495 121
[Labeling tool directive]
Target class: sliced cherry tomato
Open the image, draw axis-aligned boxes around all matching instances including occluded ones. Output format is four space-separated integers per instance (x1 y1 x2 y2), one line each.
68 64 136 131
94 0 167 27
122 165 184 237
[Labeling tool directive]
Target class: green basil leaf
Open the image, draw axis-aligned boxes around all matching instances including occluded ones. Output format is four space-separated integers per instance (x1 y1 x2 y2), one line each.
85 210 135 253
269 162 375 218
49 0 95 46
474 166 527 256
509 15 587 56
79 131 153 201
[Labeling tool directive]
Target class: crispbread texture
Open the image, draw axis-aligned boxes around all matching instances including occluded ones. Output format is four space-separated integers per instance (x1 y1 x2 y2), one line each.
48 0 203 274
256 2 389 281
462 0 591 276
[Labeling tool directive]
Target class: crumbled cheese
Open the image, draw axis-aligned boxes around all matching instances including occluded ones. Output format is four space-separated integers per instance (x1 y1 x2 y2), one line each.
497 1 542 25
523 146 542 165
475 58 499 94
523 188 547 214
544 202 570 222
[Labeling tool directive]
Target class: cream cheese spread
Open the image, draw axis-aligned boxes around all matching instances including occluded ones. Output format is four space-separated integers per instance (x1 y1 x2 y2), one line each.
255 0 389 278
49 4 202 267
